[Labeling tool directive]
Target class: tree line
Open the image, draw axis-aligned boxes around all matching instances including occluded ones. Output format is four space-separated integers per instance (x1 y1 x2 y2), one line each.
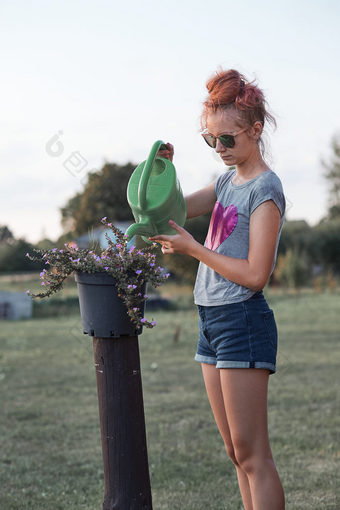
1 134 340 289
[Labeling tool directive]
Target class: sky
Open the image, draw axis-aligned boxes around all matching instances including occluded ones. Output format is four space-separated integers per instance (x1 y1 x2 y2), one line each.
1 0 340 244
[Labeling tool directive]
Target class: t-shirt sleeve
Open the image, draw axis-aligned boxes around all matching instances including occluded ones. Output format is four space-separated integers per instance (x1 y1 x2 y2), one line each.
214 173 224 196
249 175 286 218
214 170 234 197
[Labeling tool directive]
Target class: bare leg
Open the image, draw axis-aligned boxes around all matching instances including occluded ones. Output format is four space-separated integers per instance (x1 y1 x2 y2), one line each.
220 368 285 510
201 363 253 510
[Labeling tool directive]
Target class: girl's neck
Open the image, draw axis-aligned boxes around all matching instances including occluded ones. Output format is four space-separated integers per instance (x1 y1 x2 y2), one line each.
234 150 269 183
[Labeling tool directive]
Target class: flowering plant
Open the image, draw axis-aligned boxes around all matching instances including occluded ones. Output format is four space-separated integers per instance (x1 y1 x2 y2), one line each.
25 218 169 328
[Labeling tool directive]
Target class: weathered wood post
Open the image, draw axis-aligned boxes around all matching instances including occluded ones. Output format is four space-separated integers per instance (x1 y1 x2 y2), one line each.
93 335 152 510
74 272 153 510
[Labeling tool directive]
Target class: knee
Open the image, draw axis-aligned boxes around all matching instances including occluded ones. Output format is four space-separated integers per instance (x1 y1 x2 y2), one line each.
234 443 272 475
224 442 239 467
233 440 257 474
235 451 256 475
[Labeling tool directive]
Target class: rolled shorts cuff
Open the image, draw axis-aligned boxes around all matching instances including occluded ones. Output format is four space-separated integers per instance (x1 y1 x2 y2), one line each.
194 354 216 365
216 360 276 373
194 355 276 374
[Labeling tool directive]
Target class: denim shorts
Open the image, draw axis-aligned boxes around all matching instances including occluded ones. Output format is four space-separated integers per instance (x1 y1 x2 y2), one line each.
195 291 278 374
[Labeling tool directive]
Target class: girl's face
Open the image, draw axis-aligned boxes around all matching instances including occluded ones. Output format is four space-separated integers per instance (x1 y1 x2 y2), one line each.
205 108 262 167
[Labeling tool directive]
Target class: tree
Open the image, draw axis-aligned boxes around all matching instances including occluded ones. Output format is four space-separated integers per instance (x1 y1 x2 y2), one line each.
0 225 15 245
0 239 41 273
274 248 311 289
60 193 82 233
278 220 313 256
311 219 340 274
322 134 340 219
61 162 136 236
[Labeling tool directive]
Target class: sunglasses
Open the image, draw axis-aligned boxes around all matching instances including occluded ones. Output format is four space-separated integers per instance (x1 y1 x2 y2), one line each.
201 127 247 149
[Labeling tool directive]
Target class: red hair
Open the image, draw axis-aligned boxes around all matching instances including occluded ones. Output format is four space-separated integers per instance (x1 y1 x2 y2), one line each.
201 69 276 154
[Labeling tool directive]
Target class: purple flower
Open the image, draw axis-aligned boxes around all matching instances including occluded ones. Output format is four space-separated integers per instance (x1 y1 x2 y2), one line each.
116 244 121 249
151 321 157 326
104 266 109 270
140 318 147 323
25 252 29 257
129 245 135 253
135 270 142 275
143 294 148 299
150 263 155 267
25 289 30 294
52 248 57 252
107 223 112 227
101 216 107 222
127 284 137 290
59 249 64 253
133 307 139 312
40 270 46 277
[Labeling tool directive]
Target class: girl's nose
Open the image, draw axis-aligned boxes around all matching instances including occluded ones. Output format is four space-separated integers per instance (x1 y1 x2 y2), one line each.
215 138 226 153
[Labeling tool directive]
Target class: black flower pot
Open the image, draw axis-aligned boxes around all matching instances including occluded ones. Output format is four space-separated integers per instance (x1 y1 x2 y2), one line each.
74 271 146 338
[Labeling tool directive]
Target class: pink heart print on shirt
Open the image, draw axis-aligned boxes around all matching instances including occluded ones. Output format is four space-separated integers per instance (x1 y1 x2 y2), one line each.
205 202 238 251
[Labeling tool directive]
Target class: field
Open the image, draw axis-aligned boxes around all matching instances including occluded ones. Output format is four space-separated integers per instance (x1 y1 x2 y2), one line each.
0 277 339 509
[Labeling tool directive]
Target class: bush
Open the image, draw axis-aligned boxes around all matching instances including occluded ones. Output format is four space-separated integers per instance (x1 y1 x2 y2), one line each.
275 249 311 289
311 219 340 273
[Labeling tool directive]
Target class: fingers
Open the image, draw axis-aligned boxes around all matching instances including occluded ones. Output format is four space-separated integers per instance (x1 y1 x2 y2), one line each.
148 235 171 242
149 222 183 242
157 142 174 162
168 219 184 232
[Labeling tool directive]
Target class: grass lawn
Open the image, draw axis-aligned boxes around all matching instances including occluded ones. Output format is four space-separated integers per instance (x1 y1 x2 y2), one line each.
0 287 339 509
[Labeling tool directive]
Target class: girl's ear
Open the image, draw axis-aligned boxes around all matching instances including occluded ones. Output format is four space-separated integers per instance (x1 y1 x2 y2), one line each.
252 121 263 141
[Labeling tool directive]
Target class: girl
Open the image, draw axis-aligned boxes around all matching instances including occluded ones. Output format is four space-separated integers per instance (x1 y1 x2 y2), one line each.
150 68 286 510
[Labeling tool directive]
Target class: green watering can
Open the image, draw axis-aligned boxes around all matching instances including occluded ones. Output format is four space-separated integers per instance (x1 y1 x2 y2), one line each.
126 140 187 244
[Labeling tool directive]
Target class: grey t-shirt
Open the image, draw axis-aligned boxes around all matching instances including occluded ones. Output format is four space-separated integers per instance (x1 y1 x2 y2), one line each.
193 169 286 306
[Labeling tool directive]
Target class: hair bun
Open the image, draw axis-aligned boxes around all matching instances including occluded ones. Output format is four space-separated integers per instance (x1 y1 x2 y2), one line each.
202 68 276 131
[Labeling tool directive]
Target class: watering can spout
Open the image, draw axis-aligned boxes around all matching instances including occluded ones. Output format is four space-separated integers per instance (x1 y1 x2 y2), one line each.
125 222 154 241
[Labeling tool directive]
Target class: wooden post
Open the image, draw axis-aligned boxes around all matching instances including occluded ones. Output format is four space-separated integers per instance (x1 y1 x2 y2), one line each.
93 335 153 510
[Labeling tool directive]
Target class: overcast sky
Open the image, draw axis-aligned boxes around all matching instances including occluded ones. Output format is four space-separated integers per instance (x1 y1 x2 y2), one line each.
1 0 340 244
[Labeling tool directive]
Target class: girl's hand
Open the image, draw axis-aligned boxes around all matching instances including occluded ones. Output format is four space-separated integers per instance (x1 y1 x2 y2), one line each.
157 142 174 162
149 220 197 255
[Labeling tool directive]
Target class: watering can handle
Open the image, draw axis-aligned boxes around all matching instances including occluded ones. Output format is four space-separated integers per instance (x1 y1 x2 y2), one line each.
138 140 167 210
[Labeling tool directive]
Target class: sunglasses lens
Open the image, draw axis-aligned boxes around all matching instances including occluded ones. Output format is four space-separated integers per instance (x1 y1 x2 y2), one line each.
202 133 216 148
219 134 235 148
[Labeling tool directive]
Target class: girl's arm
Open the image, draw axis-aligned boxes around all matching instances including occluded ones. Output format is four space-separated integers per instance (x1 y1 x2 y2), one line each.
149 200 281 291
185 182 217 219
